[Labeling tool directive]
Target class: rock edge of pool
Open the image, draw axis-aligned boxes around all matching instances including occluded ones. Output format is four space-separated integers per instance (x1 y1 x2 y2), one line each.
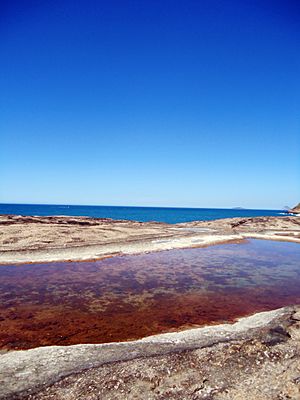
0 215 299 264
1 305 300 400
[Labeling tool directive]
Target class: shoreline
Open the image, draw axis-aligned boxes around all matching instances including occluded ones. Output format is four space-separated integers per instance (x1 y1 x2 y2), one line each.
0 235 244 265
1 215 300 398
2 234 300 266
1 305 299 399
0 214 299 264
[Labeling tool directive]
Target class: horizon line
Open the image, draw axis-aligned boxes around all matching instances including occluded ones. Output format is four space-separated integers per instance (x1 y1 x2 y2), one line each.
0 202 285 211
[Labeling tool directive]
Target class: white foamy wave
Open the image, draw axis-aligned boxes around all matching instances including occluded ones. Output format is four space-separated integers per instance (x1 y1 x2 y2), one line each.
281 212 300 217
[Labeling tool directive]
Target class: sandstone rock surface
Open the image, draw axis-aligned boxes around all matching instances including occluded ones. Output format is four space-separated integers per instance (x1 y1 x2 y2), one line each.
0 215 299 264
1 306 300 400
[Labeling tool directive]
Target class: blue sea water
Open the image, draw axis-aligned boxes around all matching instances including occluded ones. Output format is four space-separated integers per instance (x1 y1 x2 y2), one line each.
0 203 284 224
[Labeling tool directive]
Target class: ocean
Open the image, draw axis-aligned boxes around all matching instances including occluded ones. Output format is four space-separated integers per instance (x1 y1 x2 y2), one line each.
0 203 284 224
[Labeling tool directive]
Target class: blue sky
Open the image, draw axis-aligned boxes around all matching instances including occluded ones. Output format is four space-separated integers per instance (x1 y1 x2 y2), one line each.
1 0 299 209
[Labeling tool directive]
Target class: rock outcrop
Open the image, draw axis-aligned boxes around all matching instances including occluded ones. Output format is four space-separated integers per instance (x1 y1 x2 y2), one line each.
1 306 300 400
290 203 300 214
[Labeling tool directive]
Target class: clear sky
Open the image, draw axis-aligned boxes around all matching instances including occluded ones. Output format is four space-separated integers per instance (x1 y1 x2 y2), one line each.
1 0 299 209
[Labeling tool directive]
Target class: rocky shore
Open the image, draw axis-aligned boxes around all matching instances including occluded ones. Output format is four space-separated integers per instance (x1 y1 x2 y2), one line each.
0 214 299 264
1 306 300 400
1 214 300 399
290 203 300 214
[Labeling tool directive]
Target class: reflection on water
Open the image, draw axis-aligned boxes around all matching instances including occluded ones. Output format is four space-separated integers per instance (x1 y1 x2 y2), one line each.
0 239 300 350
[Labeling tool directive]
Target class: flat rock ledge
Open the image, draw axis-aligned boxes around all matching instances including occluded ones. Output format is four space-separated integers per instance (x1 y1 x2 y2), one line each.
1 215 299 264
1 306 300 399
